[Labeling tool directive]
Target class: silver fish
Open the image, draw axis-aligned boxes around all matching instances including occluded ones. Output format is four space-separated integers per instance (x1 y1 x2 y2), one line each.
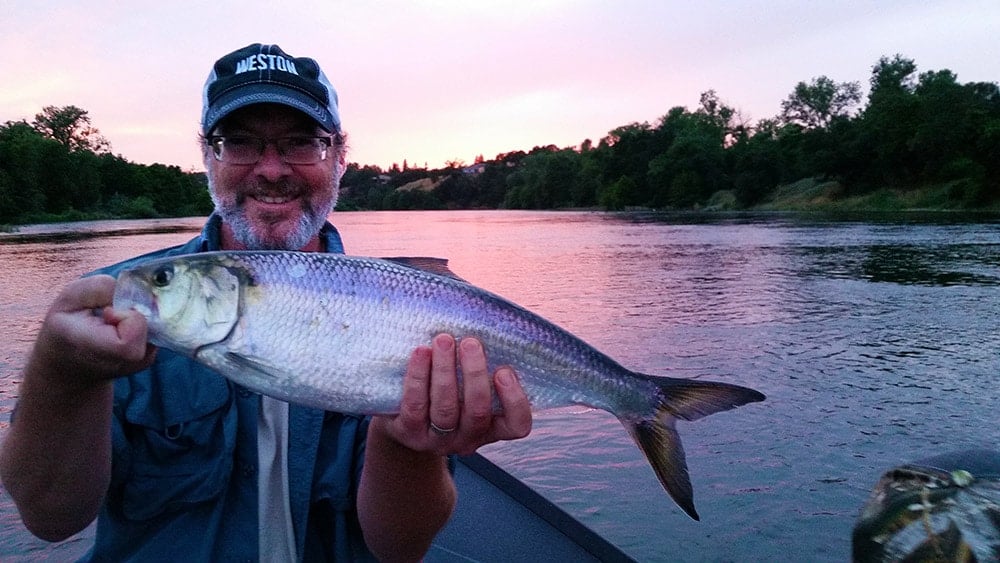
113 250 765 520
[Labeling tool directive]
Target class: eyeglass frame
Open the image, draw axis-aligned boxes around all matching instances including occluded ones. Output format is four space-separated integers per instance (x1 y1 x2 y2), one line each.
208 135 336 165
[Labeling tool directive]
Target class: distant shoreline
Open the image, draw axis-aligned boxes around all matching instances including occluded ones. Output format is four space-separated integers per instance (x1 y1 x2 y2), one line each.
4 205 999 243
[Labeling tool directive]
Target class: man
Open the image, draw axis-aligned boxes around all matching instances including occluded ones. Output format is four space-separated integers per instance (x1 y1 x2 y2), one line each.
0 43 533 561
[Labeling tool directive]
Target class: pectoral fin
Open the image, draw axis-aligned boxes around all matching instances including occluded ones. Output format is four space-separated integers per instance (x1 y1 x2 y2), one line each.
222 352 286 379
195 345 286 383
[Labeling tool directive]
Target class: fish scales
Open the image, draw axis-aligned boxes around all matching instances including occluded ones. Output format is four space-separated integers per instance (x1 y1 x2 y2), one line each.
113 250 765 520
229 251 644 414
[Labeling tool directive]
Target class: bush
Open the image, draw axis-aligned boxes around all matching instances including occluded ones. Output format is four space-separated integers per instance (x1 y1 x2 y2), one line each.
122 196 159 218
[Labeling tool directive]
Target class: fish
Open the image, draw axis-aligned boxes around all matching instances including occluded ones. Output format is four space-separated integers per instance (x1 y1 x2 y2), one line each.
112 250 765 520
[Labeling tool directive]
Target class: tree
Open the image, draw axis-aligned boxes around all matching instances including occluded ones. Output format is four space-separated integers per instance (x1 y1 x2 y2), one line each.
434 171 478 208
695 90 749 146
0 121 50 218
477 160 517 207
641 103 735 208
1 108 213 223
31 105 110 153
599 121 657 206
780 76 862 129
649 126 727 207
859 55 921 187
868 55 918 103
909 70 974 177
597 175 635 211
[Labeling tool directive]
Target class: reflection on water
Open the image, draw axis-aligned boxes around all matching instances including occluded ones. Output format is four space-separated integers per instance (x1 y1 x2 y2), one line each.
857 244 1000 286
1 211 998 561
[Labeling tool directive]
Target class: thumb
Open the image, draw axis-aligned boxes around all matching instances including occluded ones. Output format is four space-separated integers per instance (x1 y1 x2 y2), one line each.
105 307 156 365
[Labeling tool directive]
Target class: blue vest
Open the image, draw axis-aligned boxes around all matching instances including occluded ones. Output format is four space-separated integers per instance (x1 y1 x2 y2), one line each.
83 215 375 562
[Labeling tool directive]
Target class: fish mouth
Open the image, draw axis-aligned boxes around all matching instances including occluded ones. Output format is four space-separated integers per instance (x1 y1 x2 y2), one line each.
112 274 157 319
131 302 154 319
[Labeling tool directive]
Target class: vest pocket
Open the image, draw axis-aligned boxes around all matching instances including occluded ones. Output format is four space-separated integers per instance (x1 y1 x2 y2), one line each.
114 357 237 521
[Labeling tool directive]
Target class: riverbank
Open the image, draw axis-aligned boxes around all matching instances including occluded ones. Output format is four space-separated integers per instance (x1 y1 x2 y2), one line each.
3 179 997 234
698 178 998 214
748 178 1000 213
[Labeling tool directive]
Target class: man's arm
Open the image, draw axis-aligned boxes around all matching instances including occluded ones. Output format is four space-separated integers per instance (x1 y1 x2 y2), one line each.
358 335 533 562
0 276 155 541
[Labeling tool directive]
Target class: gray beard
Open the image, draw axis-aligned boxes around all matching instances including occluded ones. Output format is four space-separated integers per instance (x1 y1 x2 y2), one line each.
209 184 338 250
219 205 324 250
205 157 343 250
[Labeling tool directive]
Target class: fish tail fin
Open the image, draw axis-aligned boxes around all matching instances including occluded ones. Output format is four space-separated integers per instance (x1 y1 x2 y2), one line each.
623 377 765 521
624 414 700 520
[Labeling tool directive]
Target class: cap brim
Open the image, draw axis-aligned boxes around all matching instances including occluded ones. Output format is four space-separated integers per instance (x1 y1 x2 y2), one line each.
203 84 339 134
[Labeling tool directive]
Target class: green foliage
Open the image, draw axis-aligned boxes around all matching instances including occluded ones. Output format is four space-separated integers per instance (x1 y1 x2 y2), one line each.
7 55 1000 225
331 56 994 212
0 110 211 224
503 147 588 209
597 176 635 210
120 195 159 218
780 76 862 129
32 105 110 153
382 187 443 210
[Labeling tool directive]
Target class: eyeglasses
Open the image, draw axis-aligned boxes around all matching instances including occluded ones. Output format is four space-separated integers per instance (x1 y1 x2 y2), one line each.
209 135 333 165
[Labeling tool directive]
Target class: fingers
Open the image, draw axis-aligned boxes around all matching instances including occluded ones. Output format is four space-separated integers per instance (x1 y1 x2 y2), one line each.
382 334 533 455
428 335 459 434
491 367 532 440
397 345 432 436
452 340 532 448
105 308 156 366
457 338 493 440
34 276 155 382
53 275 116 313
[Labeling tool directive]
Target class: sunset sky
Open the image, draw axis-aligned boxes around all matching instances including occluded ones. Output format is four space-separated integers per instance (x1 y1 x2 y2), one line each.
2 1 998 172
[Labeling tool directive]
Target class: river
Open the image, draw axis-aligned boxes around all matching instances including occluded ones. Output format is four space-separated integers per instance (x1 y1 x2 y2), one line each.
1 210 998 561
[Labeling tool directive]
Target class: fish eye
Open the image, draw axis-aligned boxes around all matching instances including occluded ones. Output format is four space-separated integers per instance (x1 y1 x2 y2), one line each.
152 265 174 287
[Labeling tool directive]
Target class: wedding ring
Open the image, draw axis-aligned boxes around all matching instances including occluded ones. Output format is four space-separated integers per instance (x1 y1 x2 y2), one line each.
430 421 456 436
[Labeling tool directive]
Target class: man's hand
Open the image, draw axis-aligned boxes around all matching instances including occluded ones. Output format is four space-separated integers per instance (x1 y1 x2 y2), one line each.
31 275 156 394
374 333 532 455
1 274 156 541
358 334 533 561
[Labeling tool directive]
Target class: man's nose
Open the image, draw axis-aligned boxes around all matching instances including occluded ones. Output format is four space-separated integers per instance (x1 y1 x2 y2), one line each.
254 142 291 181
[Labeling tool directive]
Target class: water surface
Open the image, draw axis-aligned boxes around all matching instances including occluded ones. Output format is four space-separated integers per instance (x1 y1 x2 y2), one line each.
1 210 998 561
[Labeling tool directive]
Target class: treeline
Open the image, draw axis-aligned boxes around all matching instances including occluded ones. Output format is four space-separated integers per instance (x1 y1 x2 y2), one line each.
0 106 212 224
339 55 1000 211
3 54 999 226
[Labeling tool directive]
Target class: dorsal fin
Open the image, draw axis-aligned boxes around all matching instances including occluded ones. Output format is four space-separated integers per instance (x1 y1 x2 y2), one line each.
383 256 469 283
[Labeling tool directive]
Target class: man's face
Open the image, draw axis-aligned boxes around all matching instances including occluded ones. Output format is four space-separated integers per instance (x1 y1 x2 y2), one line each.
205 103 342 251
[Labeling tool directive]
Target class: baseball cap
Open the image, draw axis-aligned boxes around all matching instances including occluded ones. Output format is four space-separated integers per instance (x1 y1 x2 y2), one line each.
201 43 341 134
